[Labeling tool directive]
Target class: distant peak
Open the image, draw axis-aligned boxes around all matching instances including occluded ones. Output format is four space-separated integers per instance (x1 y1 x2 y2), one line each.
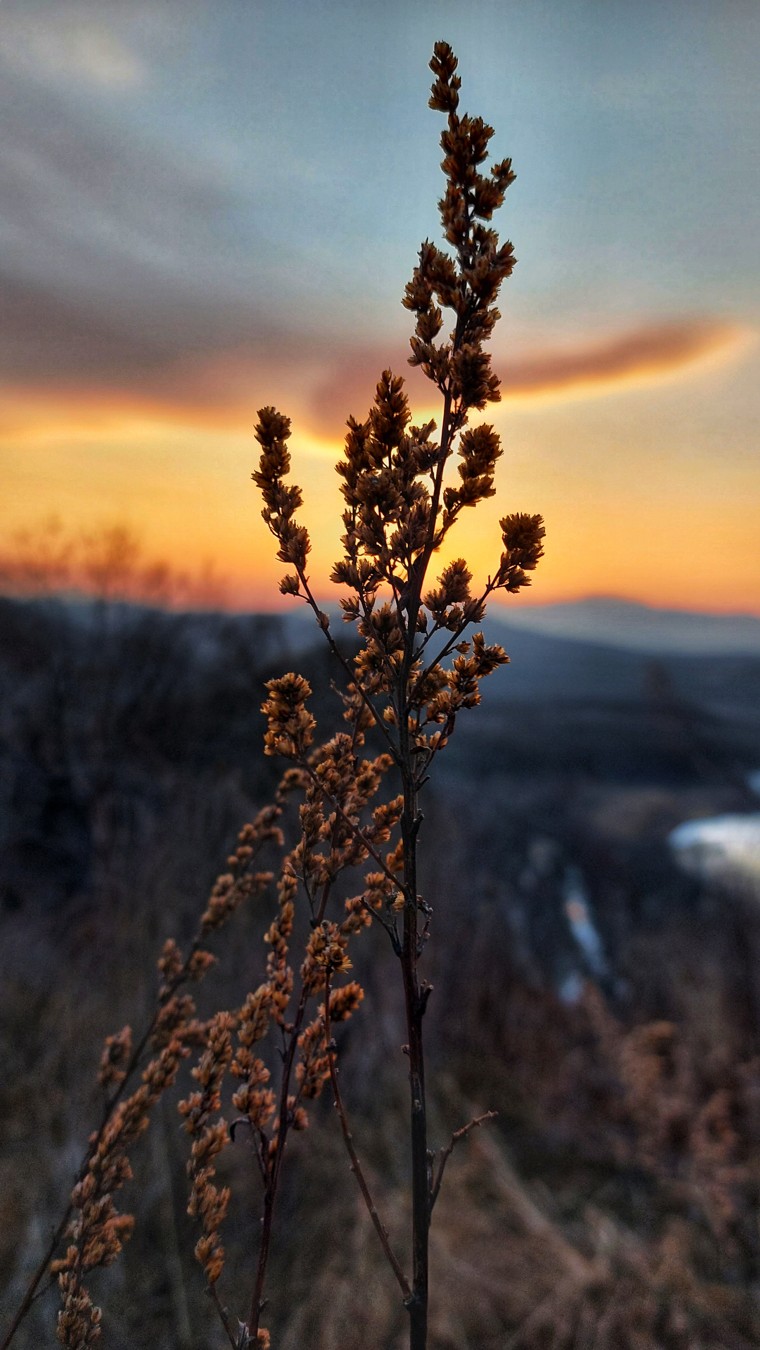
494 597 760 655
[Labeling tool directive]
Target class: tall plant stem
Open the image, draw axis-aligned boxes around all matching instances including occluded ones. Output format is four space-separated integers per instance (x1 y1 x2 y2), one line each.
392 382 460 1350
246 960 317 1339
399 713 429 1350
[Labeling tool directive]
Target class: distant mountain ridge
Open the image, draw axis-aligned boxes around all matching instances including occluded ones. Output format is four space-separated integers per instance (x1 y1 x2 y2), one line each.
6 596 760 715
266 596 760 658
241 600 760 715
487 596 760 655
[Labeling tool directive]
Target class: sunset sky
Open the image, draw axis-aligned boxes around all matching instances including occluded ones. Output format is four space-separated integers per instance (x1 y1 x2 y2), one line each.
2 0 759 613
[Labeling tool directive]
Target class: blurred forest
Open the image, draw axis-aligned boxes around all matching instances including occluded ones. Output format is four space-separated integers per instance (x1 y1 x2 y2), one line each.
2 588 760 1348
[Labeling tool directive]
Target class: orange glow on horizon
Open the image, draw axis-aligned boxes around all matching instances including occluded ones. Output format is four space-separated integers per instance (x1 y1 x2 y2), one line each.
2 320 758 619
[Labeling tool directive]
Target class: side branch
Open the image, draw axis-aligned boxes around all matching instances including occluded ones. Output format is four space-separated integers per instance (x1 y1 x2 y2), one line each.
429 1110 498 1212
2 825 276 1350
208 1286 239 1350
415 584 497 678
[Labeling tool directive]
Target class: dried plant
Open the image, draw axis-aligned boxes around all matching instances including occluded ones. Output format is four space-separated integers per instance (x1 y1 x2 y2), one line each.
250 38 543 1348
2 41 543 1350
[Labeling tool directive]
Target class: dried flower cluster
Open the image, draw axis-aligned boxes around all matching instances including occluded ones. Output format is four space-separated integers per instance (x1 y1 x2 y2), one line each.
179 1012 236 1286
40 813 279 1349
254 46 544 808
54 1035 188 1346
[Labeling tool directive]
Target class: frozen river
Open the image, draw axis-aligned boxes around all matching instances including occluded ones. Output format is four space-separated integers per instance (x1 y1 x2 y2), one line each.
669 787 760 897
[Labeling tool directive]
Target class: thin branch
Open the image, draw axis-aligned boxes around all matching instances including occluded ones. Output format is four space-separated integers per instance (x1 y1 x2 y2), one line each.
28 1275 56 1309
323 968 411 1300
207 1285 239 1350
360 896 402 954
0 968 189 1350
0 1223 63 1350
229 1118 269 1186
429 1110 498 1212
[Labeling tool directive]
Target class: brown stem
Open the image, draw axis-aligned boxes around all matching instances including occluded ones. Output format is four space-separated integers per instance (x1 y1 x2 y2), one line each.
323 969 411 1299
248 1179 276 1339
208 1285 240 1350
398 713 430 1350
387 369 457 1347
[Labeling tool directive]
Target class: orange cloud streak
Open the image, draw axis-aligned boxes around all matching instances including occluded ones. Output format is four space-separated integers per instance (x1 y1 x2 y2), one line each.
501 318 753 403
0 316 751 450
308 317 753 432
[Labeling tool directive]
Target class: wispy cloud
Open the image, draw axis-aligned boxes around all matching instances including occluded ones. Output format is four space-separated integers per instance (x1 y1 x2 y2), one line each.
0 43 310 426
0 9 147 89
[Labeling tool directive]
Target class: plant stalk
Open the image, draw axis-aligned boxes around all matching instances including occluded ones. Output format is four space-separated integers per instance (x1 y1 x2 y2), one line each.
399 715 429 1350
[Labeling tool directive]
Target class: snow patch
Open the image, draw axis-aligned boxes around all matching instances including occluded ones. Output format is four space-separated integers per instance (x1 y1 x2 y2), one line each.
669 814 760 894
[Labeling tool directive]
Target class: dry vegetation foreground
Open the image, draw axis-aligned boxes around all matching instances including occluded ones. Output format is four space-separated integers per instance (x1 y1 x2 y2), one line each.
3 596 760 1347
